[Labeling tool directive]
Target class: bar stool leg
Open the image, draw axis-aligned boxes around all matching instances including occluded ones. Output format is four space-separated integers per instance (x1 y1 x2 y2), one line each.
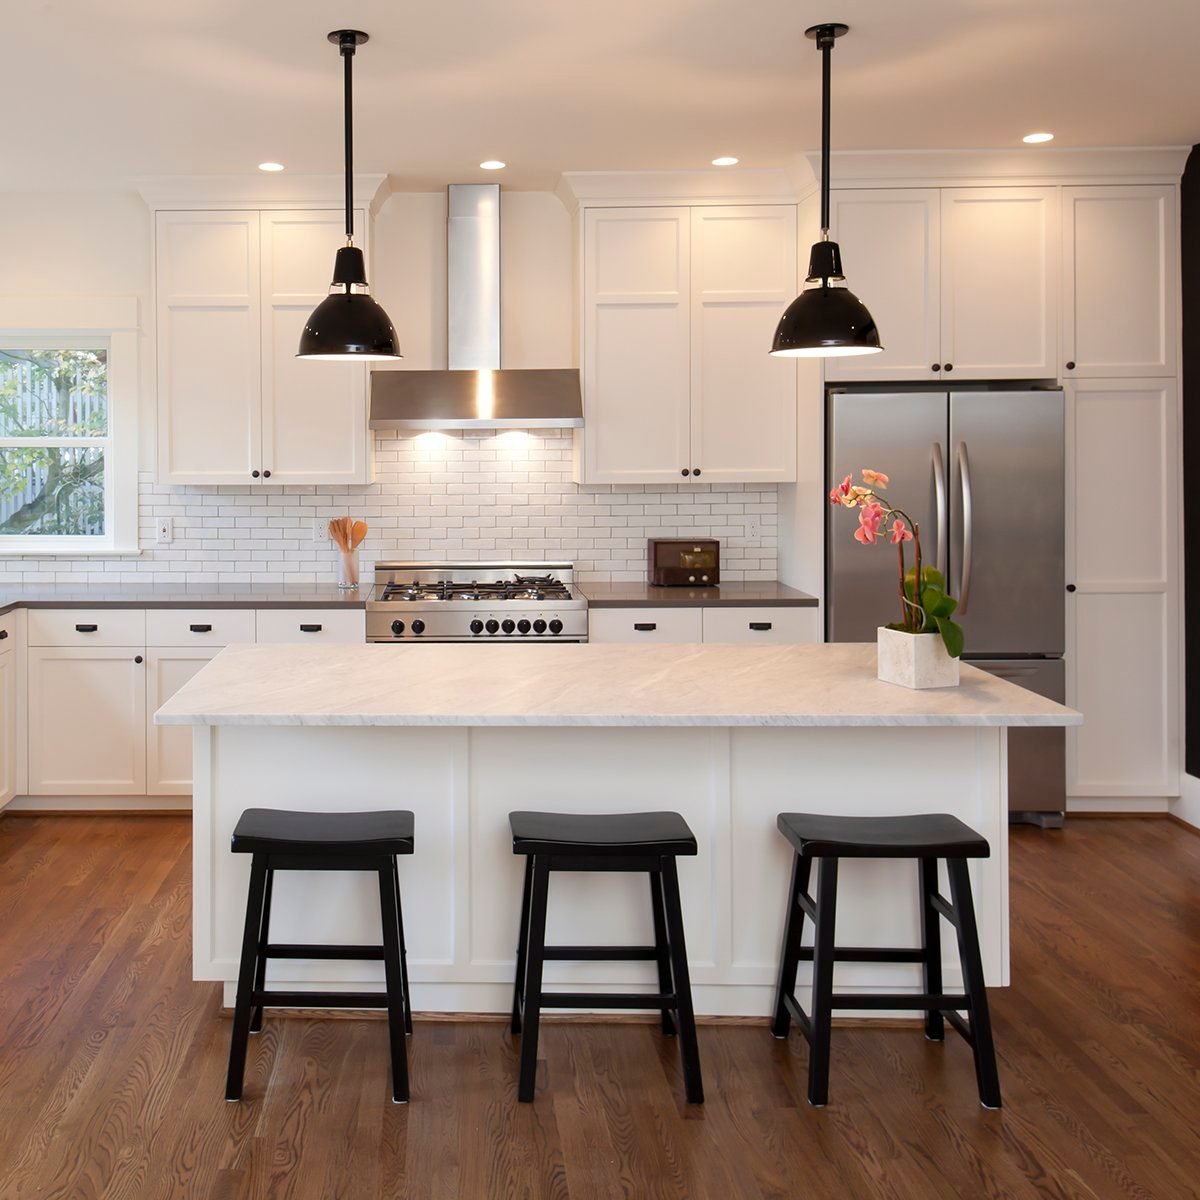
511 856 534 1035
378 867 410 1104
771 853 812 1039
946 859 1002 1110
226 854 269 1102
390 859 413 1035
249 867 274 1034
919 857 945 1043
806 856 839 1107
517 856 550 1102
660 856 704 1104
649 868 677 1037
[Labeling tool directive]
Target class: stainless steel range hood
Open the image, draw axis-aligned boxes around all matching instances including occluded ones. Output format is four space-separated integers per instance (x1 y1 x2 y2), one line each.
370 183 582 430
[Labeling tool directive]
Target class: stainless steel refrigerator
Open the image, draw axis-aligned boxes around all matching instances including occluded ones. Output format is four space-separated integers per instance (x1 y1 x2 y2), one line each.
826 387 1066 825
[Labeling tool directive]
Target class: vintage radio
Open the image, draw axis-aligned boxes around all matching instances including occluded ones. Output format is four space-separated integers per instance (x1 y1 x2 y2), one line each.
647 538 720 587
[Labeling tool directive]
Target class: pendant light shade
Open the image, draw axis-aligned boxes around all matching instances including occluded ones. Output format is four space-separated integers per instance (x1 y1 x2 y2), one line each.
770 24 882 359
298 31 401 361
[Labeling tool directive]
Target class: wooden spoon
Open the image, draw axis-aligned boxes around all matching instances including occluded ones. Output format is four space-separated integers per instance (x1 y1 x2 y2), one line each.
351 520 368 549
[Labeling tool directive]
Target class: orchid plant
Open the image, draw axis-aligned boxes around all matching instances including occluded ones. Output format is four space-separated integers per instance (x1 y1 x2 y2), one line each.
829 469 965 658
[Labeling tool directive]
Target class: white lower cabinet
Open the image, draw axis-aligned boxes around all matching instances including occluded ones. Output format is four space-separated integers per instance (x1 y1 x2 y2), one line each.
588 608 704 644
589 605 819 645
147 647 219 795
0 647 16 808
254 608 366 644
28 647 147 795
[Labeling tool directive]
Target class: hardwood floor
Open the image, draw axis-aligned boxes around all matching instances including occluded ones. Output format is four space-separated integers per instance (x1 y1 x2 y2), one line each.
1 814 1197 1199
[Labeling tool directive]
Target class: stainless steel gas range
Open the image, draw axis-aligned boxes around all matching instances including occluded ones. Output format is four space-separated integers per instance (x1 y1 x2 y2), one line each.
366 561 589 643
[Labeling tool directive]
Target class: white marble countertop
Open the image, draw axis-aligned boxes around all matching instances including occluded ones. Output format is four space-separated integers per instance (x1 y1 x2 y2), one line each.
154 642 1082 728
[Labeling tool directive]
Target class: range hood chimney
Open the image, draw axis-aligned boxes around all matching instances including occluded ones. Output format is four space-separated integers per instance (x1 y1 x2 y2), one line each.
369 183 583 429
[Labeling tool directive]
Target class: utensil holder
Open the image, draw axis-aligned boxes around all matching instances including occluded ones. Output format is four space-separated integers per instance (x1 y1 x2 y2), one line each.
337 549 360 590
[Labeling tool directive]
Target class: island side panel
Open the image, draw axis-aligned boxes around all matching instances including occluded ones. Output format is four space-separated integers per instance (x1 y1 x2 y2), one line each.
194 723 1008 1015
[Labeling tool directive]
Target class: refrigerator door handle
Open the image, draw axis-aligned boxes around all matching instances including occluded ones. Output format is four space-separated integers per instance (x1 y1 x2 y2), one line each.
932 442 947 577
958 441 974 615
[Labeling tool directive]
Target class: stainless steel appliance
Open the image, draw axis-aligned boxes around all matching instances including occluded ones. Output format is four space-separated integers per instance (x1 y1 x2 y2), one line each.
826 387 1066 825
367 561 588 643
647 538 720 587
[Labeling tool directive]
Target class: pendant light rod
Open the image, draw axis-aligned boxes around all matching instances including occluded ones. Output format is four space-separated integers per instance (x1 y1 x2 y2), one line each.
330 29 368 242
806 23 847 237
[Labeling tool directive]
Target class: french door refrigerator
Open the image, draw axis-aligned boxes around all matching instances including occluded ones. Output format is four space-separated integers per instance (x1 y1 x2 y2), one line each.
826 388 1066 825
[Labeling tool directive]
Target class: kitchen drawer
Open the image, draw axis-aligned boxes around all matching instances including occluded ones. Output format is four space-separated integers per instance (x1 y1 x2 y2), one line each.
254 608 366 644
588 607 703 644
702 606 820 644
27 608 146 647
147 608 256 647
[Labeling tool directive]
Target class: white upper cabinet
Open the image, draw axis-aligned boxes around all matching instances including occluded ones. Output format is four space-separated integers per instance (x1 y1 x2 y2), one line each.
578 204 797 485
582 208 692 483
690 206 797 483
939 187 1058 380
825 189 941 382
1062 185 1178 378
155 207 372 486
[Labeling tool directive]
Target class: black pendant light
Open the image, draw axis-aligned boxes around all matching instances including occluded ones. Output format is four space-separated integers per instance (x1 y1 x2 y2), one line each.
770 23 882 359
297 30 401 361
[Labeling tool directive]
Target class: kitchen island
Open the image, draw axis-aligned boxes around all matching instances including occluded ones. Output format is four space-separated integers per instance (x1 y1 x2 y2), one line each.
156 642 1079 1017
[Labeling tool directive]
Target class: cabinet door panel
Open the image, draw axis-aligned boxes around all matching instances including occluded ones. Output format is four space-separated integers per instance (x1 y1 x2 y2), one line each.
940 188 1058 380
260 209 372 485
690 206 797 482
826 189 941 382
1063 185 1177 378
28 648 146 795
147 648 217 795
0 650 15 809
156 211 261 484
582 209 691 483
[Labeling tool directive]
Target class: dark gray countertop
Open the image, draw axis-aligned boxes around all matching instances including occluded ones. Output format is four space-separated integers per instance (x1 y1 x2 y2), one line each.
0 584 368 615
576 581 817 608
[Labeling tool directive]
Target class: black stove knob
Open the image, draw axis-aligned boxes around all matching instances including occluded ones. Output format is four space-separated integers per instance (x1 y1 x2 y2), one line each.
470 618 484 635
501 618 516 634
517 619 531 634
411 619 426 635
532 619 547 634
548 618 563 635
390 619 405 636
485 619 500 634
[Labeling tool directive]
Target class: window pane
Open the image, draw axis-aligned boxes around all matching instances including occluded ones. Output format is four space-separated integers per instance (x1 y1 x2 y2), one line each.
0 348 108 437
0 446 105 536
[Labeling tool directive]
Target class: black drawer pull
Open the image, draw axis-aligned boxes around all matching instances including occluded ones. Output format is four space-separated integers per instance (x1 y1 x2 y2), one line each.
749 622 773 631
75 623 98 633
189 624 213 633
299 624 323 633
633 622 658 632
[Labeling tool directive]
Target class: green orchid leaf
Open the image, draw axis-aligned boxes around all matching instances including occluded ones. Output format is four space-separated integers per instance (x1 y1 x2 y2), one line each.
934 616 965 659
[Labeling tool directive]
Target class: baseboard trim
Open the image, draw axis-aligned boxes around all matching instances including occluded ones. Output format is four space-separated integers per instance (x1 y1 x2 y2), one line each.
4 795 192 814
1067 797 1171 815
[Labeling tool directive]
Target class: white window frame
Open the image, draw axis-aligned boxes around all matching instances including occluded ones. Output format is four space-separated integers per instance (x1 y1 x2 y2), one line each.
0 298 139 555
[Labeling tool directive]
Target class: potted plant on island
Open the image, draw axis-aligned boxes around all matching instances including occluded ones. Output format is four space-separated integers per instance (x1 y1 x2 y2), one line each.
829 469 965 689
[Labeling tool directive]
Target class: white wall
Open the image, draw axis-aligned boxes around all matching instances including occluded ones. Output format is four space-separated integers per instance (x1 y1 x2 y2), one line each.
0 186 776 583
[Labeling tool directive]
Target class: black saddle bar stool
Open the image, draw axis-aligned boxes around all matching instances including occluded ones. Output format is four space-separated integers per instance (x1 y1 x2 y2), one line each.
225 808 415 1104
509 810 704 1104
771 811 1001 1110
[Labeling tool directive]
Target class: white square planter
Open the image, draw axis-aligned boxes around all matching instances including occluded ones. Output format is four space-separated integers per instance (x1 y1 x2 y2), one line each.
876 626 960 689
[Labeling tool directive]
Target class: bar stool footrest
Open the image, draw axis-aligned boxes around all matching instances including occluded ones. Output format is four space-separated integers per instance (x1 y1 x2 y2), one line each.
536 991 675 1009
542 945 659 962
252 989 390 1009
264 943 386 960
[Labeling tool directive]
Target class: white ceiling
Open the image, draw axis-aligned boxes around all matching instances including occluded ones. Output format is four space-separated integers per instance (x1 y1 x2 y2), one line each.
10 0 1200 191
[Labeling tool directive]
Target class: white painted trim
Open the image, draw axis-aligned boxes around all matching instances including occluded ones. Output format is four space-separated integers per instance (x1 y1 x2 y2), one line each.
1169 775 1200 830
1066 796 1171 813
0 296 137 331
4 794 192 812
556 168 805 211
135 173 390 214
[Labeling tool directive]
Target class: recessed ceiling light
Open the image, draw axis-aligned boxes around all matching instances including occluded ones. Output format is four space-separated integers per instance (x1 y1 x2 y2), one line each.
258 161 285 172
479 160 506 170
712 156 739 167
1022 132 1054 144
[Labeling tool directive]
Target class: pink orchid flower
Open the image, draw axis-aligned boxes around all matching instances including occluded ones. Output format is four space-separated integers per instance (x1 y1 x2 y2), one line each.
828 474 854 506
859 501 885 531
889 518 914 544
854 523 878 545
862 469 889 489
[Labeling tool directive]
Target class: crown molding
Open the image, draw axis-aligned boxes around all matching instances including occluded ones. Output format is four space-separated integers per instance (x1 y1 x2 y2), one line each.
555 169 804 211
810 147 1190 190
134 173 391 213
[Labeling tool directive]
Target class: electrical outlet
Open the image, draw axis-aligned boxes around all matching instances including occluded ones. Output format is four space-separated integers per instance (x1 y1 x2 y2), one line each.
745 516 761 543
156 517 173 544
312 517 326 543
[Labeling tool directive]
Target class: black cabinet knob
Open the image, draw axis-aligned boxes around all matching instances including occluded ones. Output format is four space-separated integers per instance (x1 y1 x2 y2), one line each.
411 619 426 635
251 470 260 478
1066 583 1076 593
548 618 563 635
0 630 7 640
1065 361 1076 371
134 655 143 664
485 619 500 634
932 363 941 372
262 470 271 478
532 619 547 634
692 468 701 477
391 619 405 635
470 618 484 635
681 468 690 476
943 363 954 373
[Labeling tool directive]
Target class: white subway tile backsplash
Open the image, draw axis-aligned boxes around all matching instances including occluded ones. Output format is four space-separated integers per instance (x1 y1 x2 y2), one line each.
0 430 778 585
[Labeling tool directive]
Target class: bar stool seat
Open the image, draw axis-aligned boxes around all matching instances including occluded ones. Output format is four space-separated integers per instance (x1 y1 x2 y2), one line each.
772 811 1001 1111
225 807 415 1105
509 810 703 1104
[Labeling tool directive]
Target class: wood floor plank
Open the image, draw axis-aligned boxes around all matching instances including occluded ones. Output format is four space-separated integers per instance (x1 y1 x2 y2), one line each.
0 815 1198 1199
